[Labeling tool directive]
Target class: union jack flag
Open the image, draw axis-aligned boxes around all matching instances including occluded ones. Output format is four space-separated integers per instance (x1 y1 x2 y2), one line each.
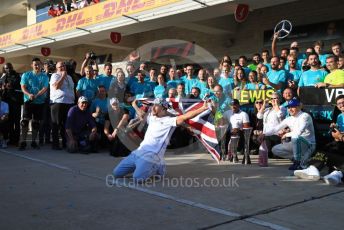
168 98 221 163
140 98 221 163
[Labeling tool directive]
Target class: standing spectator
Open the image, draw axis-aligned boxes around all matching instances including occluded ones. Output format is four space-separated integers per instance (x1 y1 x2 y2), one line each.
243 71 263 90
298 53 328 91
62 0 71 13
166 67 181 90
315 55 344 88
78 0 89 9
263 56 286 91
238 56 251 76
154 74 167 99
331 42 343 57
203 75 217 98
125 63 138 89
212 85 231 114
233 67 247 90
50 61 75 150
130 70 153 98
286 54 302 90
187 87 201 99
159 65 168 78
39 59 55 145
195 68 208 97
65 96 98 153
222 99 251 160
219 55 232 69
261 50 271 69
19 58 49 150
182 65 197 95
314 40 329 67
97 62 114 91
0 96 9 148
248 53 261 71
76 66 98 102
0 63 23 145
176 83 186 99
146 68 157 90
338 54 344 70
70 0 78 11
218 65 233 97
109 70 126 103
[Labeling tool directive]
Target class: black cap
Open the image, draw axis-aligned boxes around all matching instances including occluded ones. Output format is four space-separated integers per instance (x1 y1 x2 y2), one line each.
231 99 240 105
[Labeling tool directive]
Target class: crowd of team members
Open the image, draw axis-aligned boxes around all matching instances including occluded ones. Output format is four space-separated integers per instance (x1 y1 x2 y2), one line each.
0 39 344 184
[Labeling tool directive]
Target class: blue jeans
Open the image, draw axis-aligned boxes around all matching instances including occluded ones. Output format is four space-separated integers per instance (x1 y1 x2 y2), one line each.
113 151 165 181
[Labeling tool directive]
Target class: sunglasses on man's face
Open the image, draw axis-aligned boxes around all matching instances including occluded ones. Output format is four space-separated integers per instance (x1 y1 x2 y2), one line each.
255 101 263 104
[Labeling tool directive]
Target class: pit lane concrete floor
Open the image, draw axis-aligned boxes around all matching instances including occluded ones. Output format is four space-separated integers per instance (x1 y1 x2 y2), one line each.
0 145 343 230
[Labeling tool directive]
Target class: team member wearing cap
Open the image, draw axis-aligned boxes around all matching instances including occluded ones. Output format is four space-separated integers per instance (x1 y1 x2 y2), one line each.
65 96 98 153
221 99 250 160
104 97 131 157
113 98 210 181
264 98 316 170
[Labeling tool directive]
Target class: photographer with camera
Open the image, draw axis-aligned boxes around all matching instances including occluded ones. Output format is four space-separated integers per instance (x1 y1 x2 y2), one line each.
263 98 316 170
80 52 99 78
0 63 23 146
19 58 49 150
294 95 344 185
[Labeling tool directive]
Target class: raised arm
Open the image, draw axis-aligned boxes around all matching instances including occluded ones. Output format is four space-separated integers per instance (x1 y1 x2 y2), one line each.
176 101 209 126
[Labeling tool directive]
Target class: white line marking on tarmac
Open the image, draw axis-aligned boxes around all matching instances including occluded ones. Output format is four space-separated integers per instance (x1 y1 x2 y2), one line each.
1 149 289 230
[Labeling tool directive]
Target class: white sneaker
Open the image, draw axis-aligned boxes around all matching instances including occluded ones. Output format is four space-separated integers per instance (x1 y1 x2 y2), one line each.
323 170 343 185
294 165 320 181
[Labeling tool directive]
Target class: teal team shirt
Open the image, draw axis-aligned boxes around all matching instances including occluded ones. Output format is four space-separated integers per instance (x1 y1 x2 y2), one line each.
298 69 328 87
183 78 198 95
130 81 153 98
245 82 264 90
76 77 99 101
167 79 182 90
211 95 231 114
218 77 234 96
154 85 167 98
96 74 114 91
267 69 287 87
90 98 108 124
20 71 49 104
337 113 344 132
288 70 303 83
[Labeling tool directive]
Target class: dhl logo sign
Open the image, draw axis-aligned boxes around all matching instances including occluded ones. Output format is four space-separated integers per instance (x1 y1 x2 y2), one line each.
0 0 181 49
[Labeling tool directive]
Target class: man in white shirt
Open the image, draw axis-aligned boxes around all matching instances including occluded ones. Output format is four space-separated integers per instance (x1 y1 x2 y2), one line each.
113 98 210 181
222 99 250 161
50 61 75 150
265 98 316 170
